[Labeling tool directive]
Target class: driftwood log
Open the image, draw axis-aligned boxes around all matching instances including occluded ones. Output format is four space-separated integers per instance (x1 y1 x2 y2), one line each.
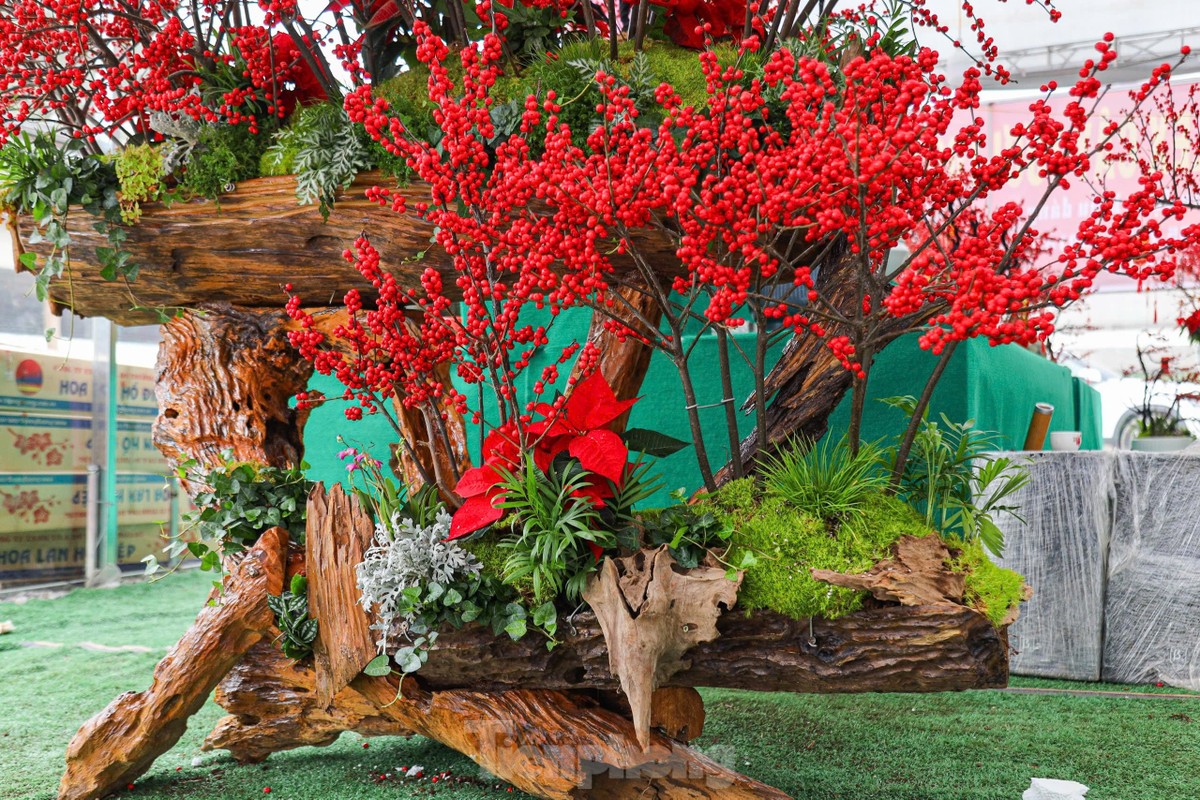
209 642 786 800
154 305 312 487
14 173 682 326
58 528 289 800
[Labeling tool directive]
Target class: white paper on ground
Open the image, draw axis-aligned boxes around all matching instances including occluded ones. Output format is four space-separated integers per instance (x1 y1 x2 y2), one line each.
1022 777 1089 799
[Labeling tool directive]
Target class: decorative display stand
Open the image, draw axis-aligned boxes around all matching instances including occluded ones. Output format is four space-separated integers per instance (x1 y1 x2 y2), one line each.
19 179 1011 800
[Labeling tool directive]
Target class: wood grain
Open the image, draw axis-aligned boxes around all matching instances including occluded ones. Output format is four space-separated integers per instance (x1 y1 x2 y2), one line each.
17 173 682 325
387 603 1009 695
351 677 792 800
306 484 378 707
204 642 414 763
583 547 740 748
153 305 311 491
57 528 289 800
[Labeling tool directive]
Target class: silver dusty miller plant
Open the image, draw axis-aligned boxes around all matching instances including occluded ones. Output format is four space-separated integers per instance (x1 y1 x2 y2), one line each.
356 508 481 652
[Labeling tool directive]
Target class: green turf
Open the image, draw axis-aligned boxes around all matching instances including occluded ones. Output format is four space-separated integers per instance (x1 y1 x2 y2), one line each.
2 571 1199 799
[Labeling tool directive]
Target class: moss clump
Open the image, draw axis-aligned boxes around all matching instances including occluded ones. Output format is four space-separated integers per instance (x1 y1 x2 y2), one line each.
702 481 933 621
180 123 272 199
461 531 539 604
949 539 1026 627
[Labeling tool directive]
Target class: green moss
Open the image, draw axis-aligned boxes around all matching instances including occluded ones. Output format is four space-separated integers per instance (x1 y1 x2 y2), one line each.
461 531 538 604
703 479 1025 627
639 40 745 108
703 483 934 621
949 539 1027 627
180 122 273 199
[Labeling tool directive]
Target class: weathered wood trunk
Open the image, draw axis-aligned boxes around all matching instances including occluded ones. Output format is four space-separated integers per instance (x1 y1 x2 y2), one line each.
154 304 312 488
16 174 683 326
58 528 289 800
306 485 378 707
384 603 1007 694
209 643 788 800
204 642 415 763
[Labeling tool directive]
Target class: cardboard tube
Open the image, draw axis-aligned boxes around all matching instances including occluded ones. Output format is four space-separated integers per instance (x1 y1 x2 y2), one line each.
1023 403 1055 450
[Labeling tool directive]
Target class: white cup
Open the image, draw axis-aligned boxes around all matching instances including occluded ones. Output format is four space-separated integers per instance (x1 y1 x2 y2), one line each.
1049 431 1082 451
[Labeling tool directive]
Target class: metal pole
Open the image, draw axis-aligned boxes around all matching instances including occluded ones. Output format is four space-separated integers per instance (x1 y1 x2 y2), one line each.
87 319 120 586
84 463 100 584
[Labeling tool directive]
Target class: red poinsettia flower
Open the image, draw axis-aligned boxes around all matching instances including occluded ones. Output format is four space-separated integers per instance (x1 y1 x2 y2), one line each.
446 370 638 541
270 33 330 117
650 0 746 49
447 423 522 538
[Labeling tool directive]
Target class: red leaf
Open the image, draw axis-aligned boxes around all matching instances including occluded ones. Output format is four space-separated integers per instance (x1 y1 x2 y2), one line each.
565 371 638 431
447 494 505 540
454 466 497 498
534 434 572 473
366 0 402 28
482 423 521 464
568 429 629 485
571 478 615 507
588 542 605 562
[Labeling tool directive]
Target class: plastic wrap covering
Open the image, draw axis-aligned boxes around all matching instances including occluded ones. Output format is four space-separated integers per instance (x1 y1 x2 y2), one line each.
1101 451 1200 688
992 452 1115 681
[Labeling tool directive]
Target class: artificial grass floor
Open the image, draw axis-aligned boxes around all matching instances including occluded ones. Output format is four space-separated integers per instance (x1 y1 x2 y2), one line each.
2 571 1199 800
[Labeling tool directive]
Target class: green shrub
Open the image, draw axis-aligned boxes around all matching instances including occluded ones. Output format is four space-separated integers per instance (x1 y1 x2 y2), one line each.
760 436 889 523
111 144 165 223
180 122 272 199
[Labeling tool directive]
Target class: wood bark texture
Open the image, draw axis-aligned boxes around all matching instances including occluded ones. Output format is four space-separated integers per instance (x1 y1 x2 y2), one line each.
811 535 968 609
306 484 379 707
349 676 791 800
205 648 782 798
17 174 682 326
388 602 1008 694
204 642 415 763
154 304 312 490
582 547 740 748
57 527 288 800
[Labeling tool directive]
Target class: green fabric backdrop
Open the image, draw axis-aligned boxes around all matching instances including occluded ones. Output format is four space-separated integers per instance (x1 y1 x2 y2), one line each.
303 327 1103 498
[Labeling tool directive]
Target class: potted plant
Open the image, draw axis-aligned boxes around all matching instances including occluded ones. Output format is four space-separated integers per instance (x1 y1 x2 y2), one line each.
1126 335 1200 452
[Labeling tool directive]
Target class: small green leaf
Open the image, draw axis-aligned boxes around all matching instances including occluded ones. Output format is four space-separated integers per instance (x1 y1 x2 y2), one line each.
504 617 527 640
624 428 690 458
532 601 557 629
363 654 392 677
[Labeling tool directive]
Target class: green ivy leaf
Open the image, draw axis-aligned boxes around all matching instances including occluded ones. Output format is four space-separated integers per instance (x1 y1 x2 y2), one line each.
503 617 527 640
363 654 392 677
